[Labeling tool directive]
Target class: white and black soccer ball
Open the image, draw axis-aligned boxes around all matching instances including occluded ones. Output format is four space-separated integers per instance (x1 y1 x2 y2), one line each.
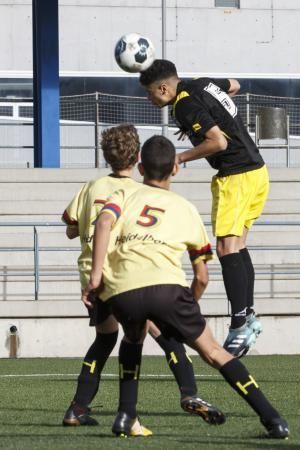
114 33 155 73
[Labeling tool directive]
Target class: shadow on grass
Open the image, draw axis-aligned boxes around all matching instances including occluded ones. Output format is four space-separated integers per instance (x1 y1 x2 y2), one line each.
0 431 294 449
0 433 113 438
173 435 293 449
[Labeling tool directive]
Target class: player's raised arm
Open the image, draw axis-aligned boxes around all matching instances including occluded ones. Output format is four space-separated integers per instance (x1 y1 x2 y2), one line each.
212 78 240 97
227 79 240 97
176 125 227 164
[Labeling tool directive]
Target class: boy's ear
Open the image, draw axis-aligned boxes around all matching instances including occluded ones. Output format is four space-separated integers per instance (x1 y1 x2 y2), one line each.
172 162 180 176
159 82 167 96
138 162 145 176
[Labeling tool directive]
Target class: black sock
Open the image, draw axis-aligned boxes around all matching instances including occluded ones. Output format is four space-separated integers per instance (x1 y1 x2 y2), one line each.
240 248 255 316
74 331 118 408
156 334 197 399
118 340 143 418
219 253 248 328
220 359 279 422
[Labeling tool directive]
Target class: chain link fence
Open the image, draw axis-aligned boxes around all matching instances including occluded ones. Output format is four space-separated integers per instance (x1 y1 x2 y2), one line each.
1 92 300 167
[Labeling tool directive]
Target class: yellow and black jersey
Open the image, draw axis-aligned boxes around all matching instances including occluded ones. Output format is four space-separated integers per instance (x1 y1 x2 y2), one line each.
99 184 214 301
173 78 264 177
62 174 140 288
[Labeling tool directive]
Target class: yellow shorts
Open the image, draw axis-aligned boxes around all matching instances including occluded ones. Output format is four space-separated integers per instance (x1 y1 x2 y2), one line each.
211 165 269 237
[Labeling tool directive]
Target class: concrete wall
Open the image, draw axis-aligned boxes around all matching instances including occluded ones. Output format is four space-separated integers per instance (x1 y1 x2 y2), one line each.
1 118 299 168
1 316 300 358
0 0 300 75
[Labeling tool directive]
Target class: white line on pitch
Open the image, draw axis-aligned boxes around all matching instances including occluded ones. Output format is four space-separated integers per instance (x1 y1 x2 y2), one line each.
0 373 220 379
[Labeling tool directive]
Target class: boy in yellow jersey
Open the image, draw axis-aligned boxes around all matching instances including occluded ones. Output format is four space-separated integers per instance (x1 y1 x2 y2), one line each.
62 125 211 433
83 135 288 439
139 60 269 357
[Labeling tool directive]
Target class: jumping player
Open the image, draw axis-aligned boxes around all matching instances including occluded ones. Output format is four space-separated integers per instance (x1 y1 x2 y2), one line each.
62 124 215 432
83 135 288 439
139 60 269 357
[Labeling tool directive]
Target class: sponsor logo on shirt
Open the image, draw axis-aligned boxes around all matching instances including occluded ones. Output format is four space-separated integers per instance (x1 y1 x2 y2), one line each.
115 232 166 246
192 122 202 132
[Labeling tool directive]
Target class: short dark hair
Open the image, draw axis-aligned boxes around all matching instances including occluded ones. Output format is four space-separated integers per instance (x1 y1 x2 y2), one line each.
140 59 178 86
101 124 140 171
141 135 175 180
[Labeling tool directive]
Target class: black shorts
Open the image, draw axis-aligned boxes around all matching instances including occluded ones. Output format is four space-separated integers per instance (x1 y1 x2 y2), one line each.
109 284 206 344
88 298 113 327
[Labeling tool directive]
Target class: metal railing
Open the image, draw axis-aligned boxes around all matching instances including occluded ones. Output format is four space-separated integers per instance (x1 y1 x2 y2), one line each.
0 221 300 300
1 94 300 168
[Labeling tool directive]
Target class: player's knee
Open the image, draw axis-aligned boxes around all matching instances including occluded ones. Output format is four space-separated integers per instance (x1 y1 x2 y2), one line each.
96 314 119 334
125 325 146 344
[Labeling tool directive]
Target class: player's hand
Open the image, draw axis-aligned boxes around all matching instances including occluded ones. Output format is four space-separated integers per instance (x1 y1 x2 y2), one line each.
81 281 100 309
66 224 79 239
175 154 183 165
174 129 188 141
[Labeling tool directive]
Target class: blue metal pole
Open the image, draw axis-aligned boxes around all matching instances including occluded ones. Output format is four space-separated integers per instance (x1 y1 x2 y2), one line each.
32 0 60 167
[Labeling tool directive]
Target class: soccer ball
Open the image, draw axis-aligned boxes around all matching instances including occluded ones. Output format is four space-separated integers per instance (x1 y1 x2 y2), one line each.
114 33 155 73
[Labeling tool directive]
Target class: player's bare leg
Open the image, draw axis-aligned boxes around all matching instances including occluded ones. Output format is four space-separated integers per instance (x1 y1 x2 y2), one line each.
190 324 288 438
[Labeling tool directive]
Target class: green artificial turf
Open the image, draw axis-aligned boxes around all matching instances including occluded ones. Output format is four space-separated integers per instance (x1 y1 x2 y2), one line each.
0 355 299 449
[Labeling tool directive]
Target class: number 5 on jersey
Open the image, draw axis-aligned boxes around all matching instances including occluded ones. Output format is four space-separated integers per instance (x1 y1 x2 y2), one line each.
137 205 165 227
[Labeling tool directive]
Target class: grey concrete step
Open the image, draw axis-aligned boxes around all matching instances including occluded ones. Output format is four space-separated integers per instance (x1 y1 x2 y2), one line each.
1 213 299 223
1 179 300 202
1 169 299 217
0 248 300 266
1 198 300 216
1 167 300 182
1 296 300 317
0 168 299 302
172 181 300 200
1 228 300 248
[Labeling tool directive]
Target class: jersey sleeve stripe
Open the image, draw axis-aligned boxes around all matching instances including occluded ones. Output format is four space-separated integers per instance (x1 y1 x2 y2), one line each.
100 203 122 221
62 210 78 225
189 243 213 262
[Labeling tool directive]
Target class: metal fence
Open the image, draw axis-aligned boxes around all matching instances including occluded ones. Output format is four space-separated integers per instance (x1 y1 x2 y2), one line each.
1 93 300 168
0 221 300 301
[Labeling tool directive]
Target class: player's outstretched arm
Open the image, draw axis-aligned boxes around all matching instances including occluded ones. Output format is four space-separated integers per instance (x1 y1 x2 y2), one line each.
191 260 209 301
177 125 227 164
81 212 113 307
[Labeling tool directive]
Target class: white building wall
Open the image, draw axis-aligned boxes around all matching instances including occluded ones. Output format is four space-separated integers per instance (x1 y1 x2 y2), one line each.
0 0 300 75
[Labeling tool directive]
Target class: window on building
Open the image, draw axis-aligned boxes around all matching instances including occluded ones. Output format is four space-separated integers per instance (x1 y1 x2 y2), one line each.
215 0 240 7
